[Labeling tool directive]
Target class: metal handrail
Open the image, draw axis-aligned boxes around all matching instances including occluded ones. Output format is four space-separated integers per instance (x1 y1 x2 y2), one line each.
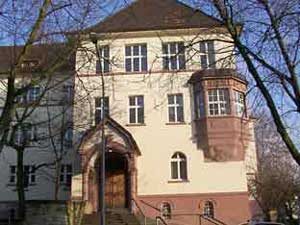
156 216 168 225
200 214 227 225
131 198 147 225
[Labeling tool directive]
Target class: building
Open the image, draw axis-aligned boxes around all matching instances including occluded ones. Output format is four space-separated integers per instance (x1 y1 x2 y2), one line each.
0 0 258 224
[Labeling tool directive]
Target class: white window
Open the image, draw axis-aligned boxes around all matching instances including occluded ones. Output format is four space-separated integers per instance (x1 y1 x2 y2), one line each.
234 90 245 117
162 42 186 70
14 123 37 146
95 97 109 124
129 96 144 124
60 164 72 187
168 94 184 123
9 165 36 188
170 152 187 181
96 45 110 73
200 41 216 69
27 86 41 102
207 89 230 116
161 202 172 219
125 44 147 72
203 201 214 218
63 84 74 103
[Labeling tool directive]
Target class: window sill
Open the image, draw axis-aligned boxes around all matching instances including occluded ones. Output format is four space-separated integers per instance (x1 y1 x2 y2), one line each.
125 123 146 127
168 179 189 183
165 122 186 125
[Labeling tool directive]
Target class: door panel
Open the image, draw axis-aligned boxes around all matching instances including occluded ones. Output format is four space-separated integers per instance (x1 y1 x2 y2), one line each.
105 171 125 208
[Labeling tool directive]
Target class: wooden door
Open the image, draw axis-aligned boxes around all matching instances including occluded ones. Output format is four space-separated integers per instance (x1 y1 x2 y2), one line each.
105 170 126 208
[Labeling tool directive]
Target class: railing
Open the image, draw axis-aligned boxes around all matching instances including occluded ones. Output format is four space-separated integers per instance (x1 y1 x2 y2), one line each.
156 216 168 225
131 198 147 225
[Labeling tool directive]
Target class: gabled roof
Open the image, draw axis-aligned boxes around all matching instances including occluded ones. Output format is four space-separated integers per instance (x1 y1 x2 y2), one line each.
0 43 76 74
88 0 223 33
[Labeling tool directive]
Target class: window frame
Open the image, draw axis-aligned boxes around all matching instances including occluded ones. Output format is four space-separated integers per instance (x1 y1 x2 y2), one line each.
167 94 184 123
199 41 216 69
96 45 110 74
125 44 148 72
162 42 186 71
161 202 172 220
9 165 36 187
233 90 246 117
207 88 230 116
95 96 110 124
128 95 144 124
60 164 72 187
14 123 37 146
203 201 215 218
170 152 188 181
27 86 41 103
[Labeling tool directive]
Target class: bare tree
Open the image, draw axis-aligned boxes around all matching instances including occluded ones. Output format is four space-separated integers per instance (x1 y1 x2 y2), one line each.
194 0 300 165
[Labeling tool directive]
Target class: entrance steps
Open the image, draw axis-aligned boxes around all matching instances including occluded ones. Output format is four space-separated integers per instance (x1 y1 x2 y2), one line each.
83 208 141 225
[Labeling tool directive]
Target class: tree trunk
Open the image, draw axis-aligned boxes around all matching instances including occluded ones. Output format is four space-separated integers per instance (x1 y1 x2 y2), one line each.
17 149 25 219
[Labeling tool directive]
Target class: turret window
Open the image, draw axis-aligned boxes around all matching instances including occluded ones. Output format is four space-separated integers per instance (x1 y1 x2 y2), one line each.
207 89 230 116
233 90 245 117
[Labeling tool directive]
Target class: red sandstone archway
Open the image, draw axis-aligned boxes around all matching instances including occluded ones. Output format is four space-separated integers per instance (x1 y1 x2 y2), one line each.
78 117 140 213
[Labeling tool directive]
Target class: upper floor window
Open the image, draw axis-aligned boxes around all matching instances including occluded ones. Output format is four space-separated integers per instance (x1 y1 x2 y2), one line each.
207 89 230 116
27 86 41 102
171 152 187 181
200 41 216 69
60 164 72 187
95 97 109 124
96 45 110 73
233 90 245 117
168 94 184 123
129 95 144 124
125 44 147 72
161 202 172 219
9 165 36 188
63 84 74 103
162 42 186 70
203 201 214 218
14 123 37 146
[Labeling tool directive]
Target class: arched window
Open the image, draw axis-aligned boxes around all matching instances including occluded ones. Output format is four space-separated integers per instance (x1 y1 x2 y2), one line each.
171 152 187 180
203 201 214 218
161 202 171 219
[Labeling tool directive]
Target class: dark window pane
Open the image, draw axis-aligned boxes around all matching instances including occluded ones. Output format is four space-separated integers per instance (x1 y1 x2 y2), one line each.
177 107 184 122
178 42 185 53
96 60 101 73
168 95 174 104
180 161 187 179
179 55 186 69
162 44 168 54
125 46 131 56
103 46 109 58
67 165 72 173
171 162 178 179
163 57 169 70
169 107 175 122
133 45 139 56
201 55 208 69
133 58 140 71
176 94 183 105
141 57 147 71
207 41 216 68
141 44 147 56
138 108 144 123
66 175 72 186
129 108 136 123
126 58 132 72
31 174 35 183
129 97 135 106
104 59 109 73
170 43 176 54
60 174 64 182
95 110 101 124
137 96 144 106
170 56 177 70
200 42 206 53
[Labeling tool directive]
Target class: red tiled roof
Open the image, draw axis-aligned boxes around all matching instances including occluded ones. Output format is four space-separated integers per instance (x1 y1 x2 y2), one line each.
87 0 223 33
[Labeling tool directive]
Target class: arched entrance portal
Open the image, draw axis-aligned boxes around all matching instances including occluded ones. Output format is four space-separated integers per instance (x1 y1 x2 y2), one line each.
104 152 131 208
